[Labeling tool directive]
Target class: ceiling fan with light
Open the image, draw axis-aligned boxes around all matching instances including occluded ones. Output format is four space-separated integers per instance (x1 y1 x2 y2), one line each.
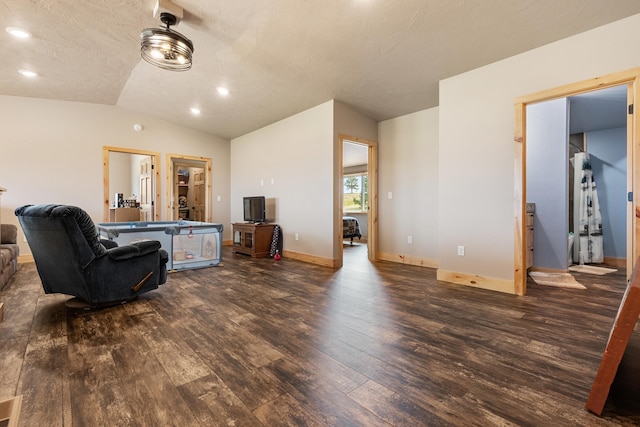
140 0 194 71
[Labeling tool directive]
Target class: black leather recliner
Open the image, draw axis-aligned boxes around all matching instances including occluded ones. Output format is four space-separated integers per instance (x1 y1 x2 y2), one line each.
16 204 168 306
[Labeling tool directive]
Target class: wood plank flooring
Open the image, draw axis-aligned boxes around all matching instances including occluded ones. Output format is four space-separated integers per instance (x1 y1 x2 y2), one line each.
2 243 640 426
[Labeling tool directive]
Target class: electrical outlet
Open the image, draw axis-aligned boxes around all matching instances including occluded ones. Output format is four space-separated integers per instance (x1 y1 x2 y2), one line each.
457 246 465 256
216 195 221 202
295 233 299 241
388 192 393 199
407 236 412 244
260 179 264 186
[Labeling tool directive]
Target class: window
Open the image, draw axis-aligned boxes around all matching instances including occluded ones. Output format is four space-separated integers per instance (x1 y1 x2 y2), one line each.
343 173 368 212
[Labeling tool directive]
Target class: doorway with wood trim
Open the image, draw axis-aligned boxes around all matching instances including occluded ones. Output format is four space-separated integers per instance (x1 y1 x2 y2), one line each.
514 68 640 296
167 154 212 222
338 134 378 266
103 146 160 223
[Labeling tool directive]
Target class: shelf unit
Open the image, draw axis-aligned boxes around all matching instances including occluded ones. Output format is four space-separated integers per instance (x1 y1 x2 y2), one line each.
178 169 190 220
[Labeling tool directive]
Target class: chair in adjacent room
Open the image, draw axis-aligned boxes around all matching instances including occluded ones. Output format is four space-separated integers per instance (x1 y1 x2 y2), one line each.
16 204 169 307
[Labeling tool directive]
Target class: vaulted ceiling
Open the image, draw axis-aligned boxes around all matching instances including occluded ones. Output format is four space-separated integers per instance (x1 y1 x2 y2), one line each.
3 1 640 139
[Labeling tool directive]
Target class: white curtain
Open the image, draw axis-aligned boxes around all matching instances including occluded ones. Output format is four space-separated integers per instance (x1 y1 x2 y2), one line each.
576 152 604 264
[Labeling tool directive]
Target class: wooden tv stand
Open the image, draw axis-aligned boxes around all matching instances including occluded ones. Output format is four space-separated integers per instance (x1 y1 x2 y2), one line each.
232 223 276 258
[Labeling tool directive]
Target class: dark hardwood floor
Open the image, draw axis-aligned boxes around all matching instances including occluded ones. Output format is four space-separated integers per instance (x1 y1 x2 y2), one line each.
1 243 640 426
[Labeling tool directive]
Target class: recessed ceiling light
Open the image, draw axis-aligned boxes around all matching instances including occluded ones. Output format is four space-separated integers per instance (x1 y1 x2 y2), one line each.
190 107 201 115
18 69 37 78
216 87 229 96
6 27 31 38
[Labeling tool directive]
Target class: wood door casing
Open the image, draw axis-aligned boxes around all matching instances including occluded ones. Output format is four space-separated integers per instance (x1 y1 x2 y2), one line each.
514 67 640 295
167 154 212 223
103 146 160 223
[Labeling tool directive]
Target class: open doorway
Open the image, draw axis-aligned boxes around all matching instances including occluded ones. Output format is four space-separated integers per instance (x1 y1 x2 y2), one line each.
338 135 378 264
525 87 627 291
514 68 640 295
167 154 212 222
103 146 160 222
342 141 368 253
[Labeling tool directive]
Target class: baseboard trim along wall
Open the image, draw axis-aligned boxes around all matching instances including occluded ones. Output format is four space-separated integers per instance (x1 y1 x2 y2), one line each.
603 257 626 268
377 252 438 269
529 266 568 274
282 250 338 268
148 239 338 268
436 269 515 294
18 254 34 264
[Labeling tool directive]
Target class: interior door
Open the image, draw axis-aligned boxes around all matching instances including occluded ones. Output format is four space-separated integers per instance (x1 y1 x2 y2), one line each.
139 156 153 221
193 168 205 221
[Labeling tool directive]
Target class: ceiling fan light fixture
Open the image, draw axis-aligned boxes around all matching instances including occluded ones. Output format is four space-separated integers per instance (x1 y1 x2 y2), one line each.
140 12 194 71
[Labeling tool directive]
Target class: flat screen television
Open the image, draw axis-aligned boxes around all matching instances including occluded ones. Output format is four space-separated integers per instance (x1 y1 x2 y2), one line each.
243 196 266 223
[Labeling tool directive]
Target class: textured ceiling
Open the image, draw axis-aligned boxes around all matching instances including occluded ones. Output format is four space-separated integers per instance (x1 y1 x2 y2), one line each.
2 0 640 139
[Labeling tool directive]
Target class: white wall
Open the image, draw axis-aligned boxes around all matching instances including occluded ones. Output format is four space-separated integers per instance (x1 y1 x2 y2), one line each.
108 153 146 206
378 108 439 266
0 95 231 256
230 100 377 262
109 152 134 205
129 154 146 203
588 126 627 259
527 98 569 271
439 13 640 286
231 101 335 259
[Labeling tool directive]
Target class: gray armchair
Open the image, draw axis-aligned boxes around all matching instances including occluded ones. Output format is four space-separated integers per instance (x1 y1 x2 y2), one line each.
16 204 168 306
1 223 19 290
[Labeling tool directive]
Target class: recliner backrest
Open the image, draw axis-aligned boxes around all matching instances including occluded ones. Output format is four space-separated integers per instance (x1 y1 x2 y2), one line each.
15 204 106 300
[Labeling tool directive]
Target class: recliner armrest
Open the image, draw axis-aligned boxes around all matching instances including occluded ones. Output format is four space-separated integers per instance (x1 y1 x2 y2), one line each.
131 240 162 256
106 240 162 260
100 239 118 249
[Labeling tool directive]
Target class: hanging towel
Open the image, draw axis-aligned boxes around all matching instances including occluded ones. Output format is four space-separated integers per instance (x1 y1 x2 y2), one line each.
578 154 604 264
